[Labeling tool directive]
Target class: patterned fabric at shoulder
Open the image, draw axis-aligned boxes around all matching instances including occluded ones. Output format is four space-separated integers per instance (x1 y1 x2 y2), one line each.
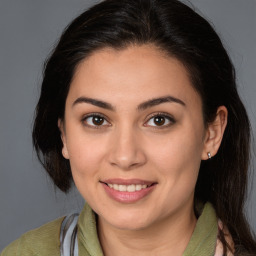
60 213 79 256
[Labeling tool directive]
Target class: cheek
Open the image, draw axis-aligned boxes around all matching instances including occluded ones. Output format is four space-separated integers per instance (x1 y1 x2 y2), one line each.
148 126 204 182
69 146 103 175
65 129 108 178
66 135 109 202
149 131 203 212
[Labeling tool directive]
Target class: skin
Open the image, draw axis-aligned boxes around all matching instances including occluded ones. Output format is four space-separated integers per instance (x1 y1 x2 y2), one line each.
59 45 227 256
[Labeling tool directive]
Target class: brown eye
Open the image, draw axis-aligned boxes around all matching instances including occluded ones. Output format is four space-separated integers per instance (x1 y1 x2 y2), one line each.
153 116 165 126
92 116 104 125
82 114 110 127
145 114 175 128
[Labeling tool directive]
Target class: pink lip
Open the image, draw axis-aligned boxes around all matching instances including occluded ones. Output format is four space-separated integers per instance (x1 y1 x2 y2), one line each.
100 179 157 203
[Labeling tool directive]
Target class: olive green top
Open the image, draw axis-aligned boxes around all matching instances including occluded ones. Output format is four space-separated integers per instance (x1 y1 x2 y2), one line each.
1 202 218 256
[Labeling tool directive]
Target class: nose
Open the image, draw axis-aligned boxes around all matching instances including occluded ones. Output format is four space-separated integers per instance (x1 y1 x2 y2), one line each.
108 126 147 170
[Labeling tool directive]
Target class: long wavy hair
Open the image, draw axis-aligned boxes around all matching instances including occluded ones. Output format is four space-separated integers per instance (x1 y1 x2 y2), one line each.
32 0 256 254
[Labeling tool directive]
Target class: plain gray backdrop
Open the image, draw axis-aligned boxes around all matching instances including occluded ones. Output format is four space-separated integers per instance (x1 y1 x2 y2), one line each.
0 0 255 251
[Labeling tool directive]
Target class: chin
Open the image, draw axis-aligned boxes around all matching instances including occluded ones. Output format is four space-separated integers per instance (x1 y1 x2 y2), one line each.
100 209 155 231
109 219 150 231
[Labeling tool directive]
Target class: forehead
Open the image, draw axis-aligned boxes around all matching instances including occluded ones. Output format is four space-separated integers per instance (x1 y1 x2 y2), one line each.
68 45 201 108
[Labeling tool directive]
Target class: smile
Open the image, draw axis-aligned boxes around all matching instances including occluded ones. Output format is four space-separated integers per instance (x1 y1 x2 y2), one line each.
107 184 149 192
100 179 157 203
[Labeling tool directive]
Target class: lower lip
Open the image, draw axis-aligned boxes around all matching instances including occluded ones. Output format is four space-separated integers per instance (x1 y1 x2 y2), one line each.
101 183 156 203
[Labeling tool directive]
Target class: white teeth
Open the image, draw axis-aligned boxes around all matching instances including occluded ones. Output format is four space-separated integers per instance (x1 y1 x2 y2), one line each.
108 183 149 192
119 185 126 192
136 184 142 191
127 184 135 192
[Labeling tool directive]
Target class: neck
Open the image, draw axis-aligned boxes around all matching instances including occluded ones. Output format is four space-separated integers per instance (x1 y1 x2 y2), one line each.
98 203 197 256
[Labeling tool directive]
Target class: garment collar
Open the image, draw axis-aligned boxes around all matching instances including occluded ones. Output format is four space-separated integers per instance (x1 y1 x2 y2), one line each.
77 202 218 256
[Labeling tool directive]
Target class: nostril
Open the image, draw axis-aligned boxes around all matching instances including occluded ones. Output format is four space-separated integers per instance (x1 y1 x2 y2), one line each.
107 136 147 170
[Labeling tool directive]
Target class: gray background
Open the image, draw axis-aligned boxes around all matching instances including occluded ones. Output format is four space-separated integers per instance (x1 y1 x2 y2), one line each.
0 0 255 251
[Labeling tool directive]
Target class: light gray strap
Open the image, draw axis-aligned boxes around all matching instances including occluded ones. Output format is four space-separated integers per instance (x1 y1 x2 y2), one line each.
60 213 79 256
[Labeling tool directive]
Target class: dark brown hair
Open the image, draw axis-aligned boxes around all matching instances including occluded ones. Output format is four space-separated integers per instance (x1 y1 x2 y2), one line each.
32 0 256 254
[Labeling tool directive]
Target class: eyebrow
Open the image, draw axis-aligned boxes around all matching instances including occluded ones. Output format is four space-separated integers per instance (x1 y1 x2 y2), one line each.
72 95 185 111
137 96 185 110
72 97 115 111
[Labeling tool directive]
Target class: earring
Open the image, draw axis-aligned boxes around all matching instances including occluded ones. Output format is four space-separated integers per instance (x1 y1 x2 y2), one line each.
207 152 211 159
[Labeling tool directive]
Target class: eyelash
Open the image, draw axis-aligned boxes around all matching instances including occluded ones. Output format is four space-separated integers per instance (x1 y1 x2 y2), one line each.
144 112 176 129
81 113 111 129
81 112 176 129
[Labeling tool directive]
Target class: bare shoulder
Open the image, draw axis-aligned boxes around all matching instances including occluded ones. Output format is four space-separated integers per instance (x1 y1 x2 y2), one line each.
1 217 65 256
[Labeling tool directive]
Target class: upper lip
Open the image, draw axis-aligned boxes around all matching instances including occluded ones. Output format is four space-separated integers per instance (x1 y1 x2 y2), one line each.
100 178 156 186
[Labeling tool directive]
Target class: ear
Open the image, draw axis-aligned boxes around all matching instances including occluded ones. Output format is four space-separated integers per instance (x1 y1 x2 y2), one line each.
58 119 69 159
201 106 228 160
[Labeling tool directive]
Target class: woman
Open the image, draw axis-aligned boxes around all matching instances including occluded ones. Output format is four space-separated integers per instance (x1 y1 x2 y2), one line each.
1 0 256 255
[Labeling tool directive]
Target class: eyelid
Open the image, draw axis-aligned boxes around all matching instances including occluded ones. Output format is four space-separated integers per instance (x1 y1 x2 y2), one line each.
81 112 111 128
81 112 175 129
144 112 176 128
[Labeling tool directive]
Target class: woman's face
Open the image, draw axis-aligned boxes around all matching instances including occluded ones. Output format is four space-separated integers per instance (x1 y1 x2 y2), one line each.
60 45 209 230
